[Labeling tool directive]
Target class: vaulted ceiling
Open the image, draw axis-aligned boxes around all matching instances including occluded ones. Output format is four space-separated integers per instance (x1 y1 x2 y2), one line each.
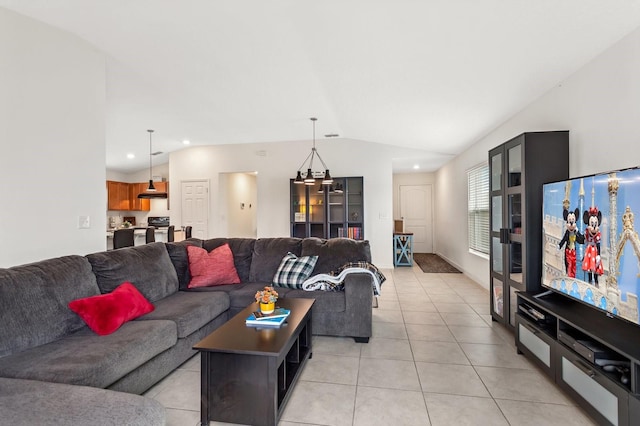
3 1 640 172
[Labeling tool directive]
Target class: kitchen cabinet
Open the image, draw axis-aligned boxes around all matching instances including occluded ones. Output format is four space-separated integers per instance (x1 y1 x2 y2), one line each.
129 183 150 211
107 181 169 211
107 181 130 211
154 181 168 193
489 131 568 328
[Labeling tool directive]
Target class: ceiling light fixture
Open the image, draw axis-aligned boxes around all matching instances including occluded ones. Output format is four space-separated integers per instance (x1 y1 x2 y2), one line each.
294 117 333 186
138 129 168 199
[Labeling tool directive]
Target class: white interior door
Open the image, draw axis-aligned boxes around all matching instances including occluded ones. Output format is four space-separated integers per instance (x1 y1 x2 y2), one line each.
400 184 433 253
181 180 209 239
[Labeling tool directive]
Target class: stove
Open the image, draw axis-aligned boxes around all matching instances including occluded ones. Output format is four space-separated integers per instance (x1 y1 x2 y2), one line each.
147 216 170 228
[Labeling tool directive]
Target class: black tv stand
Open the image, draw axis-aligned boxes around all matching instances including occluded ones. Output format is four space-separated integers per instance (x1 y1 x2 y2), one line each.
533 290 553 299
515 291 640 426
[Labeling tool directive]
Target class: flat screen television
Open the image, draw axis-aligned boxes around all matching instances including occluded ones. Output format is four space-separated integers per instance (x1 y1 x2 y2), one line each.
541 167 640 325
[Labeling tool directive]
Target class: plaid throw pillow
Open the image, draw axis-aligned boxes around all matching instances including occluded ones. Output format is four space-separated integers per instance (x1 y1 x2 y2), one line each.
272 252 318 289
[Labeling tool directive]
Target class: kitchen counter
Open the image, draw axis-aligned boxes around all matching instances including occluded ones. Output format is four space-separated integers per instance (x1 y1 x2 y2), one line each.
106 229 183 250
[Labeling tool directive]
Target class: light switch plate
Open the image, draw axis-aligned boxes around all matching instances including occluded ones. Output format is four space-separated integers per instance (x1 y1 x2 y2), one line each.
78 216 90 229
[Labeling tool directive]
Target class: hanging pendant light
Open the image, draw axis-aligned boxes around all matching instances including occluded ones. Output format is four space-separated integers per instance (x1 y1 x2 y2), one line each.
294 117 333 185
138 129 168 199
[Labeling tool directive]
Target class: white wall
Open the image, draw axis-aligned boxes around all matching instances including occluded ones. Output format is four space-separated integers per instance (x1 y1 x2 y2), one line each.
0 8 106 267
169 138 411 268
219 172 257 238
435 26 640 289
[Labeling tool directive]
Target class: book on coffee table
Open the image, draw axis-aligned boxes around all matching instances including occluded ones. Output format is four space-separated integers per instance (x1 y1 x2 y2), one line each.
252 308 290 320
245 308 290 327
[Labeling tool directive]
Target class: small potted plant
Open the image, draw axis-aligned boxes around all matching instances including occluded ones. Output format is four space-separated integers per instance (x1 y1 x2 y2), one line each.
255 286 278 314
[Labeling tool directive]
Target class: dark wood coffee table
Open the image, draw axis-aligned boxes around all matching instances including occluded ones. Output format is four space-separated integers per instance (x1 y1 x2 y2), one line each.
193 297 314 426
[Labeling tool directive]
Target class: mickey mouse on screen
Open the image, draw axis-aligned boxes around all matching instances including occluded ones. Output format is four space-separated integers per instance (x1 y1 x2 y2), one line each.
582 207 603 286
558 208 584 278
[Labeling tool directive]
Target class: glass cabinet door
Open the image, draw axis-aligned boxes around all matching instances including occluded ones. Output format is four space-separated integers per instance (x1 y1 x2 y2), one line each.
307 181 325 225
328 178 345 222
492 277 504 319
346 178 363 225
508 192 523 287
507 144 522 187
291 182 307 238
492 196 502 233
291 177 363 240
491 153 502 191
308 181 325 238
489 148 507 322
328 178 345 238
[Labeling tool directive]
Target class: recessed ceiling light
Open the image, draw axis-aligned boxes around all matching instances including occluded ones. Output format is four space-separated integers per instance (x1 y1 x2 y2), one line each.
183 139 190 145
127 153 135 159
413 164 420 169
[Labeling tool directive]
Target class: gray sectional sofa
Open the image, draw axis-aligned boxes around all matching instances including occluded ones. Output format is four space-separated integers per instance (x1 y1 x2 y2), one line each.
0 236 376 425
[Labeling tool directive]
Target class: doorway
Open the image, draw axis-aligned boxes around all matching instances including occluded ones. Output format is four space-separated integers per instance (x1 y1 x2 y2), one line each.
400 184 434 253
181 180 209 239
219 172 258 238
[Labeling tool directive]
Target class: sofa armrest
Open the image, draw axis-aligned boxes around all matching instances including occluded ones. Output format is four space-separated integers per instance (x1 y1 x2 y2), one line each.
343 272 373 341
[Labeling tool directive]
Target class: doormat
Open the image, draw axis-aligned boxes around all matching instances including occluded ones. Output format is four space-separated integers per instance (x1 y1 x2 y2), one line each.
413 253 461 274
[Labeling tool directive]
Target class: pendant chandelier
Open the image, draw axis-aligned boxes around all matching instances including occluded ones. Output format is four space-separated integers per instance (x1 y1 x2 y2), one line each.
138 129 168 199
294 117 333 186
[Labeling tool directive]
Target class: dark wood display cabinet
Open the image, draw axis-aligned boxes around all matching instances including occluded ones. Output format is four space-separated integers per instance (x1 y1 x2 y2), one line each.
516 291 640 426
290 177 364 240
489 131 569 328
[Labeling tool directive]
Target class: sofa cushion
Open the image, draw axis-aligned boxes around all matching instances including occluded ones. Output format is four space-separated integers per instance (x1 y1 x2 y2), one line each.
249 238 303 282
165 239 203 290
86 242 179 302
272 252 318 289
301 237 372 275
187 244 240 288
203 238 256 282
0 377 166 426
0 319 177 389
69 282 155 336
0 255 100 358
137 291 230 338
285 289 347 313
188 282 295 309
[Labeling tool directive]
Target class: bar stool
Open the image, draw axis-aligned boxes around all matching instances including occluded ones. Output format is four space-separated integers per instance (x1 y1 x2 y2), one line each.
185 226 193 239
145 227 156 244
167 225 175 243
113 228 135 249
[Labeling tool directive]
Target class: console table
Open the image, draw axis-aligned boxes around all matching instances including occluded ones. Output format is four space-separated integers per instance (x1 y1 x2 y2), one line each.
393 232 413 266
193 298 314 426
516 291 640 426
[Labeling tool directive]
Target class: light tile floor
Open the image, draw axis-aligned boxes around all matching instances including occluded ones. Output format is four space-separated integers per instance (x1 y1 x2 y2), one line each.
145 265 597 425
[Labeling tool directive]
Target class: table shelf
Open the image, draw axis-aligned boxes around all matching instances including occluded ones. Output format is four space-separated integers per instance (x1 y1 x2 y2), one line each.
393 233 413 266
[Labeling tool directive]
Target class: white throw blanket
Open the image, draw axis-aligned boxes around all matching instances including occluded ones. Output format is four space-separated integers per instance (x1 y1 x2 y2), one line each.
302 264 384 295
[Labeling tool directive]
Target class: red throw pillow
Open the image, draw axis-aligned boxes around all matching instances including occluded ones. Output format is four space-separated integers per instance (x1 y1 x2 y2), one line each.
68 282 154 336
187 244 241 288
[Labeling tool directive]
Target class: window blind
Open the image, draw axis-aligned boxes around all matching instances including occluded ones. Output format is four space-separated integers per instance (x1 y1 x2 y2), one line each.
467 163 490 254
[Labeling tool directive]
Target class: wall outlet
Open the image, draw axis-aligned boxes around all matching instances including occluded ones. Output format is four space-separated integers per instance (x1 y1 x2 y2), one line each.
78 216 90 229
